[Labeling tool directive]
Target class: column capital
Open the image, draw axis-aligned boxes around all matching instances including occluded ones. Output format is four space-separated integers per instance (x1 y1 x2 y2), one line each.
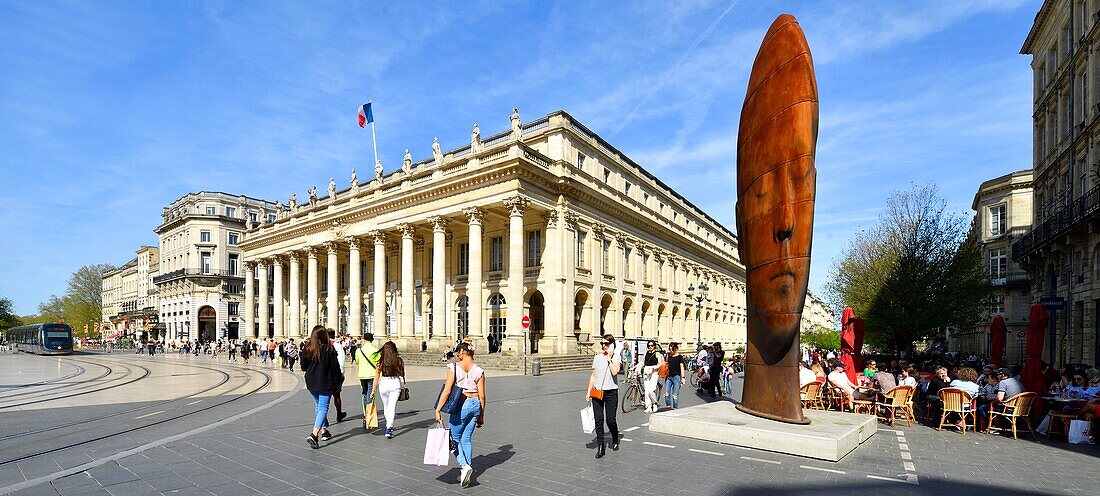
614 231 628 246
271 255 284 267
324 241 340 254
347 236 361 250
305 246 319 259
244 261 256 271
429 215 449 232
562 210 579 229
503 195 530 216
591 223 606 239
463 207 485 225
368 229 387 245
414 236 426 251
398 223 416 238
286 251 301 264
542 209 559 227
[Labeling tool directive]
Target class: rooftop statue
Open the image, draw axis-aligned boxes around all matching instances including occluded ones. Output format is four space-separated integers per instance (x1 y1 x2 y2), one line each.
402 149 413 175
432 137 443 165
374 160 384 183
308 186 318 209
510 107 522 139
350 169 360 195
471 122 481 152
327 178 337 201
735 13 818 425
288 193 298 214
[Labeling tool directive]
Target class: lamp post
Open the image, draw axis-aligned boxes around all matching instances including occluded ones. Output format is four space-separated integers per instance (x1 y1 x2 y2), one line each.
687 281 709 350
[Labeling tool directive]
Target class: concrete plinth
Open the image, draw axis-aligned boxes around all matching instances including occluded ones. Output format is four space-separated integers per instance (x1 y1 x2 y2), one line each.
648 402 876 462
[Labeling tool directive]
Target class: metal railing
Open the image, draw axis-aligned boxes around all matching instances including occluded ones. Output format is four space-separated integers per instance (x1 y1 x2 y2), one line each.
1013 183 1100 260
153 268 243 284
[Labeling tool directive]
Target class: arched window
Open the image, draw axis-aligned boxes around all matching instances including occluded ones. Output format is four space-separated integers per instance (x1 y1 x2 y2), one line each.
457 296 469 339
488 293 506 352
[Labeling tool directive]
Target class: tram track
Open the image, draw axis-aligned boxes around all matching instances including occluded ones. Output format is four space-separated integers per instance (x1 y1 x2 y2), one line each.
0 360 86 390
0 358 150 410
0 357 276 467
0 358 115 402
0 358 235 442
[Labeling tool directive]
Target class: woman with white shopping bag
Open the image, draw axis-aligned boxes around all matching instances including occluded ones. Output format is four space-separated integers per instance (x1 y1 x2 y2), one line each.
585 334 622 459
635 340 664 413
434 342 485 488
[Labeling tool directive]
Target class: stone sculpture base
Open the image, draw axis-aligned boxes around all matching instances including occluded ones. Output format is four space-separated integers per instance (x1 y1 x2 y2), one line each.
648 402 876 462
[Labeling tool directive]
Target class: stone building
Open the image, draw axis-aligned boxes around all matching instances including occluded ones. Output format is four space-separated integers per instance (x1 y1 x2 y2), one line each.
239 110 748 354
101 246 159 339
800 290 835 334
1017 0 1100 367
953 170 1033 363
153 192 279 342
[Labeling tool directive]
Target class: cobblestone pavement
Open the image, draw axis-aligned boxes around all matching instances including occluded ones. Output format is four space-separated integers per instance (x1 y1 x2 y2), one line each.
1 351 1096 496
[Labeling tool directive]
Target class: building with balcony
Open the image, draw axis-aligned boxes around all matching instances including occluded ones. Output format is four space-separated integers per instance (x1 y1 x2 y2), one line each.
239 109 748 355
155 192 278 342
953 170 1033 362
1016 0 1100 367
101 246 159 339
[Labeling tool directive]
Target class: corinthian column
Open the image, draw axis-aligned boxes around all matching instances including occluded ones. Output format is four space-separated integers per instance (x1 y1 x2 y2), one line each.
370 230 388 339
504 196 529 353
326 242 339 331
244 262 255 338
257 260 269 338
288 252 301 337
430 216 449 349
399 223 416 343
348 237 362 337
464 208 485 347
306 247 319 330
272 257 284 338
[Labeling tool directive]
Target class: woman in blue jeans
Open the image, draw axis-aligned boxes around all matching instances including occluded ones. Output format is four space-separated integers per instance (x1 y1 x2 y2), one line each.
663 342 685 409
434 342 485 488
300 325 341 449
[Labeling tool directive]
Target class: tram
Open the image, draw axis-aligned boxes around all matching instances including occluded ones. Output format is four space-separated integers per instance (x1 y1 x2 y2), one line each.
6 323 74 355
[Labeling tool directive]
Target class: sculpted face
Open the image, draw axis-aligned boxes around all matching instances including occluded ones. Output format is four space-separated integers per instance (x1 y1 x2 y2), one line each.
736 14 817 366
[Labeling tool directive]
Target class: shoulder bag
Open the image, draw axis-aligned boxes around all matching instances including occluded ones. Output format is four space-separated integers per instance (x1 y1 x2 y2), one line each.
589 358 609 400
438 363 467 414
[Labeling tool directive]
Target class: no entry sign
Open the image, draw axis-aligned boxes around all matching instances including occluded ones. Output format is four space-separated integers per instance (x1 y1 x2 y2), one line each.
521 315 531 330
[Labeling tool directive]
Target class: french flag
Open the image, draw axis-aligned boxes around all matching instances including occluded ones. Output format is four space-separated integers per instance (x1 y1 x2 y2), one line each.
358 102 374 128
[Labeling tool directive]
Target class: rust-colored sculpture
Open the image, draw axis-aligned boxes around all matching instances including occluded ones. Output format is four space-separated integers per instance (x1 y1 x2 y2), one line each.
735 13 817 425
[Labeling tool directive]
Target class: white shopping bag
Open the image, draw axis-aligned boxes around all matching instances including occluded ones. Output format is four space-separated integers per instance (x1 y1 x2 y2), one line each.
581 403 595 434
1036 415 1051 436
423 423 451 466
1068 419 1093 445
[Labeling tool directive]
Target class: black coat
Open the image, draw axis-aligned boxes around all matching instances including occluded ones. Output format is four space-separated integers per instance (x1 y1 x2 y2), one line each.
301 344 340 393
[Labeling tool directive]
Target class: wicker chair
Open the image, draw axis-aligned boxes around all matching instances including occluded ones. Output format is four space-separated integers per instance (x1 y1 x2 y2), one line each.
877 385 915 427
826 384 852 412
800 381 824 410
937 388 975 435
986 392 1038 440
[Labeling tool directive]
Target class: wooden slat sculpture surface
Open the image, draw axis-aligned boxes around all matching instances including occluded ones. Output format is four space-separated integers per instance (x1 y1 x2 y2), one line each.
735 14 817 424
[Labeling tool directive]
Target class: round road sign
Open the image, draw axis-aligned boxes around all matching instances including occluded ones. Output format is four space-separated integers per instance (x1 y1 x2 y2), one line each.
521 315 531 329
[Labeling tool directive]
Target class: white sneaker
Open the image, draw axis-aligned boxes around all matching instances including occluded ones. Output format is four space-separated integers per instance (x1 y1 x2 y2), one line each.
460 465 473 487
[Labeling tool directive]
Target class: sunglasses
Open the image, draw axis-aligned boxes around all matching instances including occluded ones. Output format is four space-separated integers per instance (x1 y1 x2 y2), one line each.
601 342 611 347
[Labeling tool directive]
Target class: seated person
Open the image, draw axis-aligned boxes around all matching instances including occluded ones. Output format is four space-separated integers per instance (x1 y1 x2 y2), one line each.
978 367 1025 423
873 369 897 394
863 360 878 380
828 361 867 409
977 374 998 403
1063 372 1090 398
898 367 918 388
799 361 818 388
949 367 980 397
1087 368 1100 399
810 362 827 382
923 366 951 418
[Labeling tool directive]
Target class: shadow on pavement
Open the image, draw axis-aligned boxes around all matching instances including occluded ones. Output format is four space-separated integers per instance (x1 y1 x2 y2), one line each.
433 444 516 487
721 478 1060 496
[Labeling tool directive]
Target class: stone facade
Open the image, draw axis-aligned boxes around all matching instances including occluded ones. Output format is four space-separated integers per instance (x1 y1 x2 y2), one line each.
101 246 159 339
240 110 748 354
1017 0 1100 367
953 170 1033 363
800 291 835 334
154 192 278 342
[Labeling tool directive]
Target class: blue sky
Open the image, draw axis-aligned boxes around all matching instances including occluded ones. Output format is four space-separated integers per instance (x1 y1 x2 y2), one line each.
0 1 1037 315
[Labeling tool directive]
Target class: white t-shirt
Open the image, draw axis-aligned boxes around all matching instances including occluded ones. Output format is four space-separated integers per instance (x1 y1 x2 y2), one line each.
333 340 346 369
828 370 855 392
899 376 917 388
799 367 818 388
591 353 621 391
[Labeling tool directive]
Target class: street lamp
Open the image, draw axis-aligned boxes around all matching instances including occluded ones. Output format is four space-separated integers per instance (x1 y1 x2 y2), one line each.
687 281 709 350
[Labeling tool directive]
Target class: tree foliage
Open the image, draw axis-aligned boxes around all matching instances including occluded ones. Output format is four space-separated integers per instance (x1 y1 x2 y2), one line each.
825 183 990 355
0 297 21 330
800 325 840 351
24 264 115 337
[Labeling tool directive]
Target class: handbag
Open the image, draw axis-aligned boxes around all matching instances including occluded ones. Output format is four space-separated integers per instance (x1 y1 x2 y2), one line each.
589 356 610 400
364 402 378 430
658 361 669 379
1068 419 1093 444
439 364 467 414
581 402 595 434
423 423 451 466
398 380 411 401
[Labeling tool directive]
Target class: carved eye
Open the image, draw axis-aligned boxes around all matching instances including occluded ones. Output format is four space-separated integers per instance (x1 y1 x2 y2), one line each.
776 228 793 242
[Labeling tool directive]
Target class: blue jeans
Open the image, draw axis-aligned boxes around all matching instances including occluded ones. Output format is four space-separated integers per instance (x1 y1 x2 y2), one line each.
448 398 481 468
309 390 332 430
664 376 682 408
724 376 734 394
360 379 374 409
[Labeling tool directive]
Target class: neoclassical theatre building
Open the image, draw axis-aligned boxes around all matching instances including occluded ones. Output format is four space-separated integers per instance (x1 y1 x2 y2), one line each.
240 110 747 354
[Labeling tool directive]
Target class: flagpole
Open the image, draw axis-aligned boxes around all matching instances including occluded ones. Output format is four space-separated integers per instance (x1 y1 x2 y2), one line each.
368 100 379 168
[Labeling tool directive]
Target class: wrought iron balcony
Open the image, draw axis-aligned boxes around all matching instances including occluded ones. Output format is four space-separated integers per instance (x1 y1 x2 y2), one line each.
153 268 244 284
1013 184 1100 261
990 272 1030 288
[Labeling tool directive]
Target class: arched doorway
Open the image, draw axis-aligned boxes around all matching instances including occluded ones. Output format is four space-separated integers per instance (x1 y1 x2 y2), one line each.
338 305 348 335
488 293 506 353
640 300 651 337
528 291 544 354
621 298 634 338
600 294 613 335
456 296 469 340
198 306 216 342
574 290 589 338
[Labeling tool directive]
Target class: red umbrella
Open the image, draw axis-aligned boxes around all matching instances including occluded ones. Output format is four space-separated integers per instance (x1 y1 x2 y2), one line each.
1021 304 1049 394
840 306 857 384
989 315 1007 367
852 317 866 373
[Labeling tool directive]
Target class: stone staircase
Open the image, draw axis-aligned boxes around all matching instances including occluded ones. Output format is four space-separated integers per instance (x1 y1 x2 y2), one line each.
399 352 593 373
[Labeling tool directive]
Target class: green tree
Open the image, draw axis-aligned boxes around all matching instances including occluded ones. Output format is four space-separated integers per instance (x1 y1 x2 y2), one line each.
800 325 840 351
825 183 989 355
0 297 22 330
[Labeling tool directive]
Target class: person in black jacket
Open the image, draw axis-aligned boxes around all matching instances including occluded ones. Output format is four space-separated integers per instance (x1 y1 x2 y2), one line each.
301 325 340 448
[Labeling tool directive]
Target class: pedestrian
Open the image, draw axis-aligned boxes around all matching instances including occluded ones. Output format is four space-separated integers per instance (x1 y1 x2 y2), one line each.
148 339 156 357
706 342 725 398
352 333 380 430
635 340 663 413
258 338 268 363
269 339 278 365
301 325 340 449
370 341 405 439
330 331 348 422
434 342 485 487
228 339 238 362
585 333 621 459
211 340 219 360
241 340 251 363
663 342 685 409
285 338 298 370
723 359 735 394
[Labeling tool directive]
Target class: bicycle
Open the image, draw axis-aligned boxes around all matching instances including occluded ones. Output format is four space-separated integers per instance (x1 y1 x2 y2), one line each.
621 370 665 413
